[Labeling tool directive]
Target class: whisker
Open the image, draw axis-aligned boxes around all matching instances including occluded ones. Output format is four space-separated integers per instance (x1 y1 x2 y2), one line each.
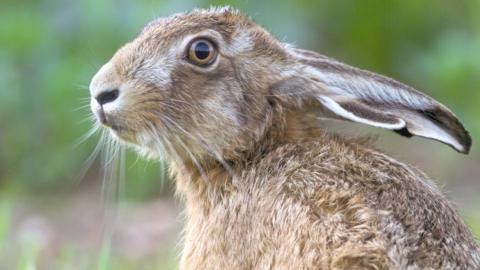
149 123 177 162
173 134 208 180
159 115 237 178
194 132 237 178
100 135 123 224
72 103 92 112
103 137 121 168
159 114 192 138
73 83 91 91
77 96 92 102
77 115 97 125
72 130 106 187
71 122 101 149
98 133 124 267
149 128 190 194
159 158 168 193
167 98 197 107
118 146 127 205
145 121 182 168
143 122 172 191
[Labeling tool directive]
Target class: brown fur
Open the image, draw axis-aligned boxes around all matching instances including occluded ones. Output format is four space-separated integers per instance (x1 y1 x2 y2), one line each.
89 7 480 269
175 111 479 269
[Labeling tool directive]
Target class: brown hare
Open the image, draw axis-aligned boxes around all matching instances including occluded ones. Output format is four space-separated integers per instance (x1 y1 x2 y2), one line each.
89 7 480 270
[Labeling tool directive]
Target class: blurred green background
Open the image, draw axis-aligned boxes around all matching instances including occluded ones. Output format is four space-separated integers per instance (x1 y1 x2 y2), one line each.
0 0 479 269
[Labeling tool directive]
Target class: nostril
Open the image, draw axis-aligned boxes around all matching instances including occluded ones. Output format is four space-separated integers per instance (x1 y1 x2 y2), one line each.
96 89 119 105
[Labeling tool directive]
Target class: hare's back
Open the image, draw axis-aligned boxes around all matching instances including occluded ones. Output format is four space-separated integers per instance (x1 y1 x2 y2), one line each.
257 139 480 269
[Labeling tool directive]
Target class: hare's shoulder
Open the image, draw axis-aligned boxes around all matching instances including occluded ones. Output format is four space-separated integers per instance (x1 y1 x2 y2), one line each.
254 139 480 269
252 140 398 268
260 139 454 229
259 138 428 196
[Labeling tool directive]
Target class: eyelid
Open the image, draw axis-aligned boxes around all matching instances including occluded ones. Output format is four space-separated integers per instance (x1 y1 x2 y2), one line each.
185 34 219 49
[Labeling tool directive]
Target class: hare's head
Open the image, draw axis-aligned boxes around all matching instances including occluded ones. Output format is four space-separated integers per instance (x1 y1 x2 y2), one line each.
89 7 471 165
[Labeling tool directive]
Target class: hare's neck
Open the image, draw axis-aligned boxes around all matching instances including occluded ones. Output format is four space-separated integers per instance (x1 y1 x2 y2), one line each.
170 161 234 214
170 110 325 214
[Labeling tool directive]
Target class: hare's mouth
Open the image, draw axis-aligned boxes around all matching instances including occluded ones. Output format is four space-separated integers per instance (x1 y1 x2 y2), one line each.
106 124 138 144
103 118 134 139
92 107 135 141
93 107 123 131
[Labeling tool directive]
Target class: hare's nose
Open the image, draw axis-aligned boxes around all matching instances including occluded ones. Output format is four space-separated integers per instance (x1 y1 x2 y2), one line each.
95 89 119 105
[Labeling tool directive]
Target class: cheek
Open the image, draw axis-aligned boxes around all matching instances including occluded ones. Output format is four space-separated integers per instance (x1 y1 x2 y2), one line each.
201 97 240 126
166 60 244 128
122 82 165 115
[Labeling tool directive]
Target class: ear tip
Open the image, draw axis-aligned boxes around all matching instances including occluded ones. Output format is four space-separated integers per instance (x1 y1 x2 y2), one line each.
451 116 472 154
457 129 472 154
420 106 472 154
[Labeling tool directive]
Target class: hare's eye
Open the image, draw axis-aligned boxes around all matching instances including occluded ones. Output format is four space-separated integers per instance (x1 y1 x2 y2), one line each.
187 39 216 66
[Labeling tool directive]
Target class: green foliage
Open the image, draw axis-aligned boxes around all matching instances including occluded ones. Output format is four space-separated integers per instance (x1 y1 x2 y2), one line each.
1 0 478 192
0 199 11 250
0 0 479 269
97 234 113 270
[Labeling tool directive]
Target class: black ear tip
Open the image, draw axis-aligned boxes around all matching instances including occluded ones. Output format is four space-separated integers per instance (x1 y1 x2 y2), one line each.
445 118 471 154
393 125 472 154
458 131 472 154
419 107 472 155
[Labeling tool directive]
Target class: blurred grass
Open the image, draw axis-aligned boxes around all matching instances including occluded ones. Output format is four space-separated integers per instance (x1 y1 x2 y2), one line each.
0 0 479 269
1 0 479 193
0 199 11 253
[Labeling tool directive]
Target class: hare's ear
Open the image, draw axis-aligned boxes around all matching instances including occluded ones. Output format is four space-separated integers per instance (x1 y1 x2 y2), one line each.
272 49 471 154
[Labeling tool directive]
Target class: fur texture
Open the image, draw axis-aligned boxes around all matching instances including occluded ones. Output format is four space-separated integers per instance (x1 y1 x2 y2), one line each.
89 7 479 269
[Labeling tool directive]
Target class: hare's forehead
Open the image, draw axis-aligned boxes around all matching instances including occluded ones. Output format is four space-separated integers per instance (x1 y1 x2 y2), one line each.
109 16 257 80
136 16 255 54
140 10 243 39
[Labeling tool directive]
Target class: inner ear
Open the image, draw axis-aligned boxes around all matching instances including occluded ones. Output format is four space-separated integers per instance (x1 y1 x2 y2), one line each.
316 96 406 130
274 48 472 154
315 94 470 153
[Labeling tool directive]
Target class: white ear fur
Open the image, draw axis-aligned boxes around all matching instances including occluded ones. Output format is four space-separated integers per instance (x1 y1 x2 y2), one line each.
316 95 406 130
275 48 472 154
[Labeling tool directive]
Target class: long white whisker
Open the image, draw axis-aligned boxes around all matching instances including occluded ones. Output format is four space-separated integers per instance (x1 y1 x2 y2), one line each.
73 83 90 90
72 103 92 112
159 158 168 192
72 131 105 186
160 114 191 137
143 121 171 191
145 121 183 171
173 134 208 182
103 136 121 168
98 133 124 268
77 115 97 125
72 122 101 149
194 132 237 178
160 115 237 178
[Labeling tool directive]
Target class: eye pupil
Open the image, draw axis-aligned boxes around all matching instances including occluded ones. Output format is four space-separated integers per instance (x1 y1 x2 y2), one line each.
187 38 216 66
194 42 211 60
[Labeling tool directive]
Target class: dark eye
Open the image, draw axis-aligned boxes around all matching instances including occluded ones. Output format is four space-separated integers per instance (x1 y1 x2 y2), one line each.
187 39 217 66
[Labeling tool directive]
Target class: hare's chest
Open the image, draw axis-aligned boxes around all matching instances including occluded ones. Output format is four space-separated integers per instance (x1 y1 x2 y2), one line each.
179 191 325 270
